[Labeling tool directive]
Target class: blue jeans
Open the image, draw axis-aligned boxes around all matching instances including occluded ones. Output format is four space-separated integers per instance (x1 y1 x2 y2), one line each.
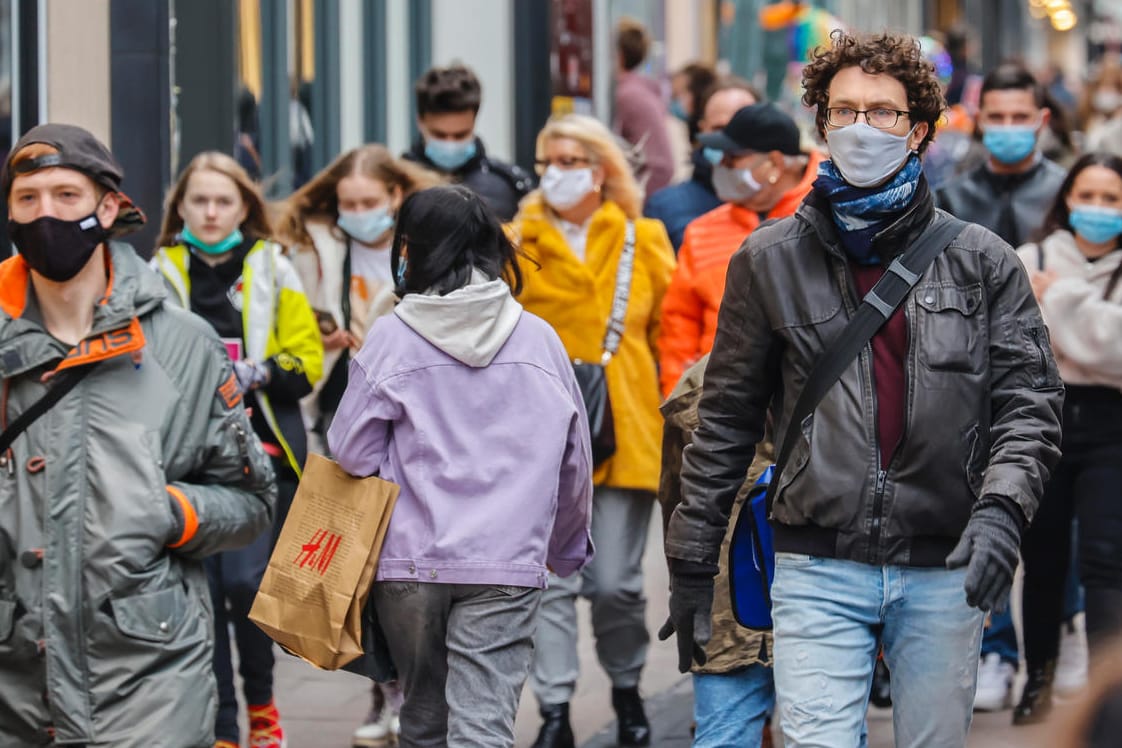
979 607 1018 665
771 554 985 748
692 665 775 748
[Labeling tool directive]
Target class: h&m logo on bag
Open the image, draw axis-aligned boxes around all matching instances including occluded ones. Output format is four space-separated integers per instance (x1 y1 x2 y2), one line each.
294 529 343 575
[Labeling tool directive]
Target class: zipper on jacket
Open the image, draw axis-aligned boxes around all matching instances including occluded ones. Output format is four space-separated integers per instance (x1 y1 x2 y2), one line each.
838 259 887 565
1028 327 1047 386
231 421 253 478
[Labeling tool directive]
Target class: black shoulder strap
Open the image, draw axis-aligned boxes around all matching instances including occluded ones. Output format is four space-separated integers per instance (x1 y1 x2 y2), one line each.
600 221 637 361
0 364 98 455
765 216 967 510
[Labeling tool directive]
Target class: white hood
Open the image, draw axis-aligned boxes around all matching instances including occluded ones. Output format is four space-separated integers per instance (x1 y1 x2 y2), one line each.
393 270 523 368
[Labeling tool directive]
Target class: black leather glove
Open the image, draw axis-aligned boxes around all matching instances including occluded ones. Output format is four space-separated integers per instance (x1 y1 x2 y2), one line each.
657 570 715 673
945 496 1024 614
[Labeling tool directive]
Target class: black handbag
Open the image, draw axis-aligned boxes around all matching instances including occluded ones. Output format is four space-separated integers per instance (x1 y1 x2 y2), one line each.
573 221 636 468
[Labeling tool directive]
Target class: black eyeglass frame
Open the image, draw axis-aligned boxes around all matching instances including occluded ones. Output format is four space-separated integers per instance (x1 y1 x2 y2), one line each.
825 107 912 129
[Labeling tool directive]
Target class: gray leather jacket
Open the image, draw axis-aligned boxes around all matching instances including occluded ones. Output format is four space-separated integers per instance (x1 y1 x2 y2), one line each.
666 186 1063 569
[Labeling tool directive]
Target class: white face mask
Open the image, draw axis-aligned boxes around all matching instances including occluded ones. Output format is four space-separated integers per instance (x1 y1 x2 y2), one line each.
825 122 917 188
540 166 594 211
712 164 763 203
1094 89 1122 114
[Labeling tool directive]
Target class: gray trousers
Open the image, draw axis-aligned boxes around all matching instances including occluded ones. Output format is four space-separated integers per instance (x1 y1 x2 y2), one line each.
372 582 542 748
530 486 654 705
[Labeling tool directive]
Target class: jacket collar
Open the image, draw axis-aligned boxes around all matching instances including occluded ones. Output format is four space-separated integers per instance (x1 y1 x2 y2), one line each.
0 241 165 376
798 174 935 263
407 135 488 176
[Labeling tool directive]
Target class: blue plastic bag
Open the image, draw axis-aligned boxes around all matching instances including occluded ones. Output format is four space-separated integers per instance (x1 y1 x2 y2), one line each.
728 465 776 630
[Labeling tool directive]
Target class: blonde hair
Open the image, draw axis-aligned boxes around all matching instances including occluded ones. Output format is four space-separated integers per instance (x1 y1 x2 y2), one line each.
157 151 272 248
534 114 643 219
274 144 444 250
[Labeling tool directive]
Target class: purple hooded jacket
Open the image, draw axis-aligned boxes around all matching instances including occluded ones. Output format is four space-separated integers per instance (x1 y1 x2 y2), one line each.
328 274 594 588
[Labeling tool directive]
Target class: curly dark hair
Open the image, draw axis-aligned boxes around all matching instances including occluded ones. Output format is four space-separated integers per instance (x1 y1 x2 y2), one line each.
801 30 945 155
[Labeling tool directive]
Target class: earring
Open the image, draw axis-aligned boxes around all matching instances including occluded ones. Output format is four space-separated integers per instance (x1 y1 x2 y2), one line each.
768 173 779 185
594 183 602 193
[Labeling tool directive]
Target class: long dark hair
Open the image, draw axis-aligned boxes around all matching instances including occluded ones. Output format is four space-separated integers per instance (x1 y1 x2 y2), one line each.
391 184 525 297
1039 152 1122 240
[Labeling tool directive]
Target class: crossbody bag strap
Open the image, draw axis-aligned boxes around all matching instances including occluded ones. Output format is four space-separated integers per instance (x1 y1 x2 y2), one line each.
0 363 99 455
765 216 967 511
599 221 637 362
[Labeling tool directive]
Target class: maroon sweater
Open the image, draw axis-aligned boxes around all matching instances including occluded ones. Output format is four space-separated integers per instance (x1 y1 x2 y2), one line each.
852 263 908 465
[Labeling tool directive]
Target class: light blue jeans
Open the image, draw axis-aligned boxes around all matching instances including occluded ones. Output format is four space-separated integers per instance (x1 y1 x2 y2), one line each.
771 553 985 748
692 664 774 748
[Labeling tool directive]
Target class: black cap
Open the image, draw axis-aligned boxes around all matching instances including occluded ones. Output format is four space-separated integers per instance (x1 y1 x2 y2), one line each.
2 123 145 235
698 102 801 156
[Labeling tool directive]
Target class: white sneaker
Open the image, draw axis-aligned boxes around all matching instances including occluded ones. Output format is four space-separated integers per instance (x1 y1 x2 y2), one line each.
1055 616 1089 696
974 652 1015 711
353 707 393 748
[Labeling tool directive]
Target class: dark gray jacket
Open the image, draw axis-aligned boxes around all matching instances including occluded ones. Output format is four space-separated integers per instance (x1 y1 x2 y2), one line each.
665 185 1063 569
935 157 1066 247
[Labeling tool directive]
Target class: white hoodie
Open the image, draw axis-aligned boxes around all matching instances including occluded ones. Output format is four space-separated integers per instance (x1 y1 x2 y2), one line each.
1016 230 1122 391
393 269 524 368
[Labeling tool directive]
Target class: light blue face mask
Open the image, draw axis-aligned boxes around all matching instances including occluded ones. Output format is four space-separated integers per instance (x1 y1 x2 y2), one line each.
982 124 1038 165
702 147 725 166
395 256 408 287
424 138 477 172
1069 204 1122 245
337 207 395 244
671 99 689 122
181 226 244 255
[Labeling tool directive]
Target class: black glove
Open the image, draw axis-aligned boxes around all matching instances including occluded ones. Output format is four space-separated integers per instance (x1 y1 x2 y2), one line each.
945 496 1024 614
657 570 715 673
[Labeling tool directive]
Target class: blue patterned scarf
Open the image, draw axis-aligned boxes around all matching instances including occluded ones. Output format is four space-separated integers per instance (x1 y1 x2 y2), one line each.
813 155 923 265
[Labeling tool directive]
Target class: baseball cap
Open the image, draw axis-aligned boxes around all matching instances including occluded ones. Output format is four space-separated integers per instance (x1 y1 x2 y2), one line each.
2 123 146 235
698 102 802 156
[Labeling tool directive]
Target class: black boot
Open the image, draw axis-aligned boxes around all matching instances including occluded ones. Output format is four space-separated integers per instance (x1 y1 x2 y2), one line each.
870 657 892 708
611 687 651 747
531 703 574 748
1013 661 1056 725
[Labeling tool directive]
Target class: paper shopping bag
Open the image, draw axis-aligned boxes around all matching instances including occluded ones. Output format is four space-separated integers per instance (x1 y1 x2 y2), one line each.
250 453 398 669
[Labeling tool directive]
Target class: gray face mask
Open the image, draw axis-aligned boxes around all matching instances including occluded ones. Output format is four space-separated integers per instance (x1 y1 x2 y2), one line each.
712 164 763 203
825 122 917 188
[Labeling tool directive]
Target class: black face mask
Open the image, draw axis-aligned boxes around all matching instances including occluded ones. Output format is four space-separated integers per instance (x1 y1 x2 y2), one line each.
8 209 108 282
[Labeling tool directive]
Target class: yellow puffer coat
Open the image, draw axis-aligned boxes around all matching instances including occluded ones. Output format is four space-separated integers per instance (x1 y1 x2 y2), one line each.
513 196 675 491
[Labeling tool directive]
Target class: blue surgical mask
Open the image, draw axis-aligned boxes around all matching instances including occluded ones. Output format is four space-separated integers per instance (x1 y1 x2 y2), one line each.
671 99 689 122
982 125 1038 165
701 147 725 166
395 256 408 287
337 207 395 244
1069 205 1122 245
181 226 244 256
424 138 477 172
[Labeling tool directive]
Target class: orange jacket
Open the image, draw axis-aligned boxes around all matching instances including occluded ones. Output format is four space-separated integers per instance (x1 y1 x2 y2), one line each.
658 150 823 396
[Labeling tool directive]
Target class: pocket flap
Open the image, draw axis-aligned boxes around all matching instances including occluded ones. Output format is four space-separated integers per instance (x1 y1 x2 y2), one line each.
916 283 983 315
111 586 187 642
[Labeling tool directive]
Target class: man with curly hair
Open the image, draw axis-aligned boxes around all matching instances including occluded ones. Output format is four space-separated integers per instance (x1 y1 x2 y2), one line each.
662 30 1063 746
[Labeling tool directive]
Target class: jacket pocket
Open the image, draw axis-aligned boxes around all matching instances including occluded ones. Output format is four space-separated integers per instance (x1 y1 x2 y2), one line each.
110 585 190 643
0 598 15 642
775 414 813 501
915 283 984 373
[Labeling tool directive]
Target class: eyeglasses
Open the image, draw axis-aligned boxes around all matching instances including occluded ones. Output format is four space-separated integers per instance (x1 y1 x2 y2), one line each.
826 107 910 129
534 156 593 172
